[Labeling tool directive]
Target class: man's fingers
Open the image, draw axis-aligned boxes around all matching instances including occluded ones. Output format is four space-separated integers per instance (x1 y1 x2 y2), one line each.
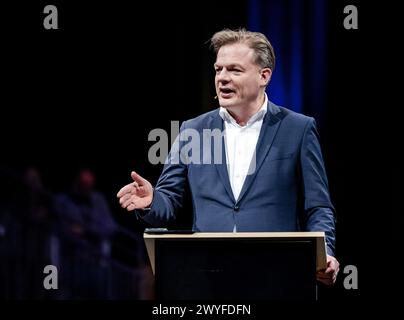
316 273 333 284
317 272 332 279
317 268 338 285
122 197 138 209
326 255 340 273
127 200 138 211
131 171 146 185
324 265 339 276
117 184 133 198
317 268 336 277
119 193 132 205
127 198 149 211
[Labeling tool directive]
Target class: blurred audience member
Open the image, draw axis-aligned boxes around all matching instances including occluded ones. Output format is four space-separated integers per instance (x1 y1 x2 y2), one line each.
23 166 54 227
55 169 117 254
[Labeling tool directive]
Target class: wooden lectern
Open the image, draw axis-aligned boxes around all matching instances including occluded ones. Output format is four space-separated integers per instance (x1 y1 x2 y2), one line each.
144 232 327 300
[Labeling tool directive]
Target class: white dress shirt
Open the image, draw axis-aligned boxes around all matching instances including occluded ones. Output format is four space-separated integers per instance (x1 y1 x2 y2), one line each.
219 94 268 232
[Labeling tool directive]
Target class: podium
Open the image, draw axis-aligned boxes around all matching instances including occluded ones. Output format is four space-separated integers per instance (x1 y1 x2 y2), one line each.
144 232 327 300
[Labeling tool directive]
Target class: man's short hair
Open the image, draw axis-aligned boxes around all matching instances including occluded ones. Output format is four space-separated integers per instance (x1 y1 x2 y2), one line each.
210 28 275 71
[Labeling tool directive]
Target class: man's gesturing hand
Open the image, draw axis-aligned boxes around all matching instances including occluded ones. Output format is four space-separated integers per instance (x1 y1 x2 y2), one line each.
117 171 153 211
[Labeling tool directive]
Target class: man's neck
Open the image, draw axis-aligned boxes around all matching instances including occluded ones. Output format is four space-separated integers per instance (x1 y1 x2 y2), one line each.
227 93 266 126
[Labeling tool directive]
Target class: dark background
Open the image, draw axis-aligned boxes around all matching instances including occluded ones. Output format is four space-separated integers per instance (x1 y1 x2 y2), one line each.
1 0 401 304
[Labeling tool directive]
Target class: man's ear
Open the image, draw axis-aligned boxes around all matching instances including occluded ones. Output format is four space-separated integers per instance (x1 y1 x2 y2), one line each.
261 68 272 86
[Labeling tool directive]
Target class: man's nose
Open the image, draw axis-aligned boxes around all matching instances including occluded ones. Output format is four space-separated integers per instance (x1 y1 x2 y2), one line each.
216 69 231 82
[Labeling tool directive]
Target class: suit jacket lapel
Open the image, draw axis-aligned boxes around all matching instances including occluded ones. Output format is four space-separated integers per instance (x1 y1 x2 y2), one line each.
209 111 236 203
236 101 282 204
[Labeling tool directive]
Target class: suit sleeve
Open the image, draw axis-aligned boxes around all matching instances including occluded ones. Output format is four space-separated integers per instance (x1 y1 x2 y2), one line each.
140 122 189 227
300 118 336 256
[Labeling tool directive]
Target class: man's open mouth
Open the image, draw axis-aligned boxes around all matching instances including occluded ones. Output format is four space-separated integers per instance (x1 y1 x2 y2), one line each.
219 88 235 97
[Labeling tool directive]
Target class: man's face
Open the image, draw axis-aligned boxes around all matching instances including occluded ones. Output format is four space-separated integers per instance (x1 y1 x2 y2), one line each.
214 43 266 110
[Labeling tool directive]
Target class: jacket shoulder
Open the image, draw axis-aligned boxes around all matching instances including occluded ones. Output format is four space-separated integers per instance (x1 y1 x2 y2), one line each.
182 108 219 128
276 105 314 125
